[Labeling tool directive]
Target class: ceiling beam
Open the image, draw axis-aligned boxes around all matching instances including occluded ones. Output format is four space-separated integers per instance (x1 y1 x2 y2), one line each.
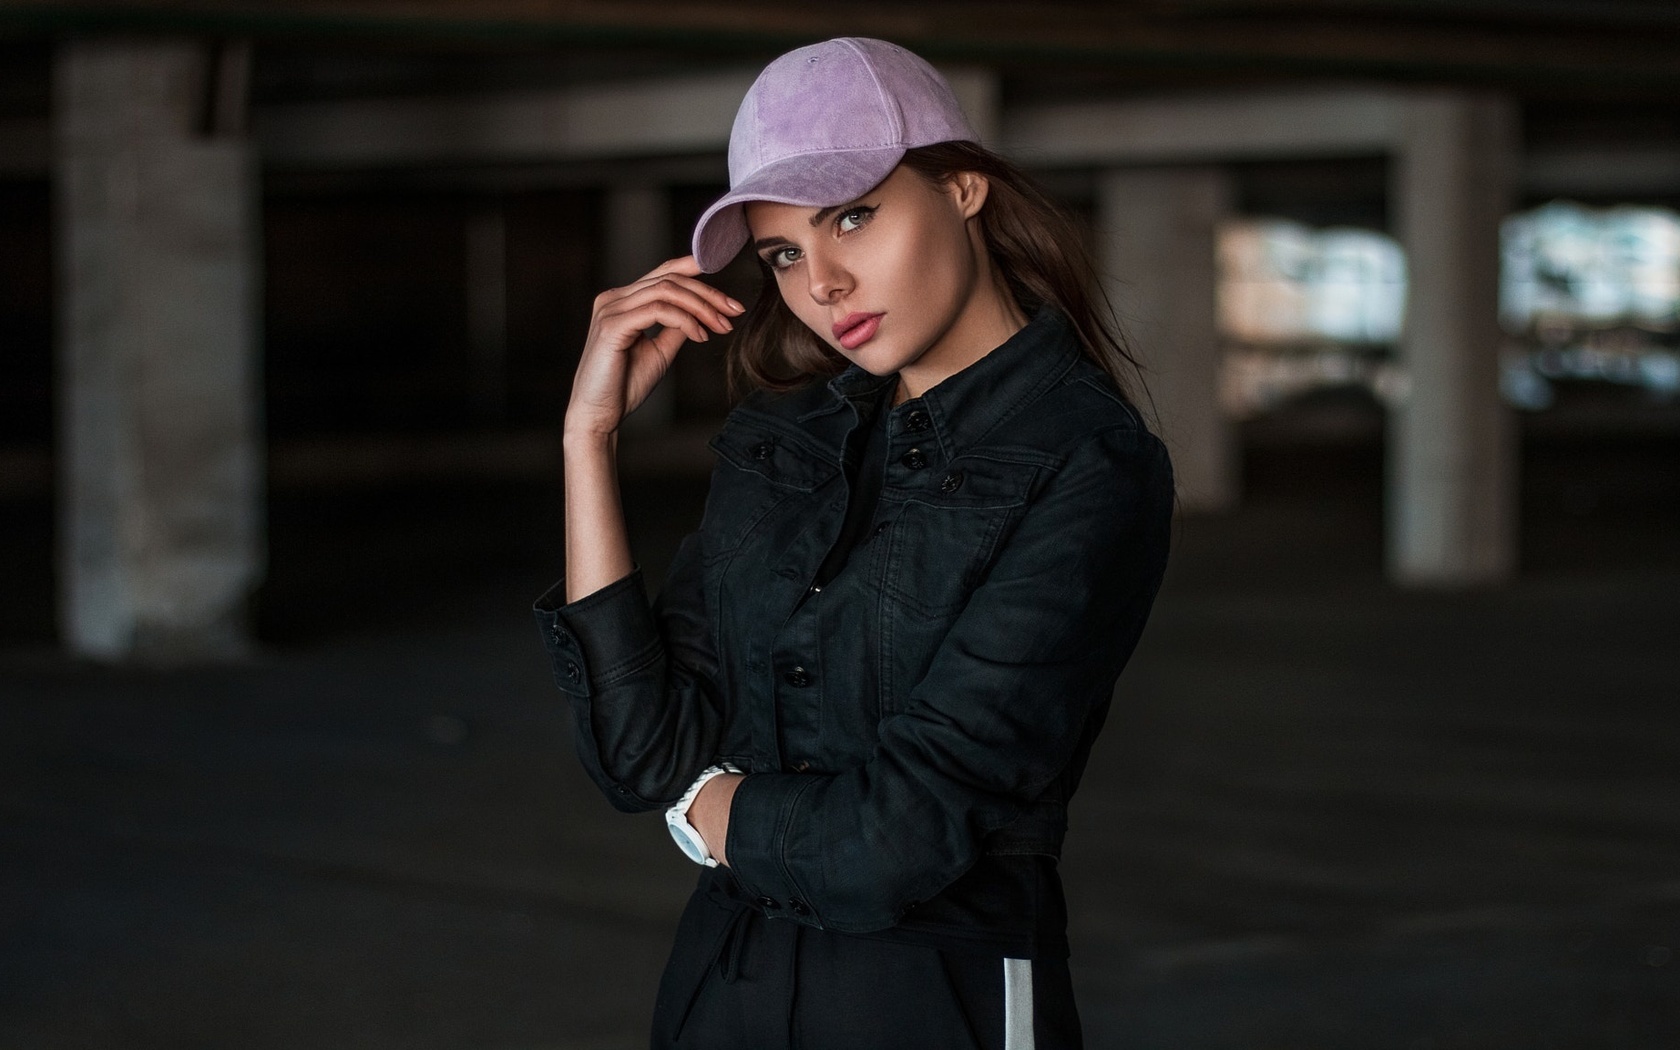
255 71 752 169
1 1 1677 92
10 83 1677 204
1003 88 1408 165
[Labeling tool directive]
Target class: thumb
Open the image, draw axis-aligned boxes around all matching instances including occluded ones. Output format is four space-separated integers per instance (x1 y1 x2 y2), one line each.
624 326 687 401
650 323 690 363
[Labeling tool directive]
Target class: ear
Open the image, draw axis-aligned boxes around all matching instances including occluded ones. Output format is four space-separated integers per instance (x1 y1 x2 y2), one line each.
944 171 990 221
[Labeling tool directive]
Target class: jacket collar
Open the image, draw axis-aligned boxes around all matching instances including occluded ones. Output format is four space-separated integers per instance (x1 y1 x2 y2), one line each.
822 305 1082 456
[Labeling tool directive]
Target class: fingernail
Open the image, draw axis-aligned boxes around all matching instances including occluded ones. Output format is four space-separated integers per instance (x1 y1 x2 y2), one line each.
727 298 745 312
720 317 734 332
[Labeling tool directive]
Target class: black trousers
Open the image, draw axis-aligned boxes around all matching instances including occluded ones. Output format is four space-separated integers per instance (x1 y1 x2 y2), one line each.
651 873 1082 1050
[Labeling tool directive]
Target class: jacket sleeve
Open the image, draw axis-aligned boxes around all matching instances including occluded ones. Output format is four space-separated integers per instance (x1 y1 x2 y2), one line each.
722 425 1173 932
531 528 724 813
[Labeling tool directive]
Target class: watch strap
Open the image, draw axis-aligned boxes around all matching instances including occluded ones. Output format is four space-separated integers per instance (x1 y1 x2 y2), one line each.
665 763 741 866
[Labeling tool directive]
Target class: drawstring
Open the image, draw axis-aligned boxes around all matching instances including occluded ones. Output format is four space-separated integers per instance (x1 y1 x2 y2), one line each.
716 904 755 984
786 922 803 1050
669 896 757 1042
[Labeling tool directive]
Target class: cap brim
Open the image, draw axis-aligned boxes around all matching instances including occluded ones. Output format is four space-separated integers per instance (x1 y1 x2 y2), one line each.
690 146 906 273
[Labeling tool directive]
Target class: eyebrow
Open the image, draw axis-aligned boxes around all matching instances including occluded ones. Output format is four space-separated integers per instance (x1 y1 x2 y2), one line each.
750 203 852 252
808 204 844 228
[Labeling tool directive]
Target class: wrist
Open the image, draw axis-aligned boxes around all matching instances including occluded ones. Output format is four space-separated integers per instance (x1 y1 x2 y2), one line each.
665 764 741 867
691 773 743 867
562 425 618 455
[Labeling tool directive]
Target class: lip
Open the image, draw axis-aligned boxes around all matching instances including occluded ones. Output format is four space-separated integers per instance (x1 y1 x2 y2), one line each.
833 312 883 351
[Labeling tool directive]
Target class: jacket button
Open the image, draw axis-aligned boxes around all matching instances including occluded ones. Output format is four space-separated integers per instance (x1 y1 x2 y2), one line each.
939 470 964 493
751 440 774 460
789 898 811 917
900 448 927 470
564 660 581 682
903 409 930 432
873 521 891 536
757 896 781 911
782 666 813 688
550 623 572 648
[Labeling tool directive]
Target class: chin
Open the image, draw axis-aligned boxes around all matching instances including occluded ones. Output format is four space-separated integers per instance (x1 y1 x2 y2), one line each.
828 346 888 377
855 358 901 378
856 357 912 380
846 340 922 378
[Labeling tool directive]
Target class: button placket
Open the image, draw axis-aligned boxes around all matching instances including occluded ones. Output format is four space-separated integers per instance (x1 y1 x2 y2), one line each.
782 666 813 688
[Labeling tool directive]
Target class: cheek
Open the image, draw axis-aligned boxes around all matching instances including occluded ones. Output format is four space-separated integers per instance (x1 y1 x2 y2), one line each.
871 227 941 296
900 223 971 302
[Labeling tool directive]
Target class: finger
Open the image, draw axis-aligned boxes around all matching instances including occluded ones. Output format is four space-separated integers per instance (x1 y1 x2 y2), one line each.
603 301 710 346
601 295 712 344
609 278 739 334
615 280 736 336
646 254 703 279
618 270 745 321
650 323 690 361
593 300 707 349
624 264 746 316
593 257 707 309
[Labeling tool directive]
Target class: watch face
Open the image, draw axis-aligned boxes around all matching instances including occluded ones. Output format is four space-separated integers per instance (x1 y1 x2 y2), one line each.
669 821 708 864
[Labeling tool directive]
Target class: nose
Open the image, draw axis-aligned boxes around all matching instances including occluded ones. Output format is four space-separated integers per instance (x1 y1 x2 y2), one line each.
805 251 851 305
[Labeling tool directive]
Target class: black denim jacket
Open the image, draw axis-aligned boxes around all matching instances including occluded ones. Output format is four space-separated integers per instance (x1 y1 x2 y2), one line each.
534 307 1173 953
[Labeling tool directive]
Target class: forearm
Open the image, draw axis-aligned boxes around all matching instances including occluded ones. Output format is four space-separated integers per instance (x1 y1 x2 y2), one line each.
537 255 742 807
562 430 635 604
543 433 732 807
559 254 740 604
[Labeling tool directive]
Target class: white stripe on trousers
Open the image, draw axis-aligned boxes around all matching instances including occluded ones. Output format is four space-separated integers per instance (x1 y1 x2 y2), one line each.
1002 957 1034 1049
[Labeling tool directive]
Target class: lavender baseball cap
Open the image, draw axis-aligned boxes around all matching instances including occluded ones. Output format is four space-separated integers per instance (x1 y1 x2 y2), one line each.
690 37 979 273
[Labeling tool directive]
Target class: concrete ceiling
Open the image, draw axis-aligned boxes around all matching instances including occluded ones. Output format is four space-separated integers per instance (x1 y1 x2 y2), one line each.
1 0 1678 99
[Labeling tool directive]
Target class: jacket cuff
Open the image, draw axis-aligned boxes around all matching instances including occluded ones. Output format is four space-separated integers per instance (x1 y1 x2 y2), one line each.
531 568 658 699
725 772 825 928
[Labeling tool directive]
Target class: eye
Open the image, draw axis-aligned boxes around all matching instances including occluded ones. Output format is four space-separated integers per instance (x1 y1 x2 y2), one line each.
762 245 802 272
836 206 875 233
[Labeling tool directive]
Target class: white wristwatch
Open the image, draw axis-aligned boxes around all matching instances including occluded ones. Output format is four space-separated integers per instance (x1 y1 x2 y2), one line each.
665 763 741 866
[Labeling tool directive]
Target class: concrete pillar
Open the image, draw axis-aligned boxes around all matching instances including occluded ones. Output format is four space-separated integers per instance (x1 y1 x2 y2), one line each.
53 39 263 660
605 184 676 433
1097 166 1238 513
1388 92 1519 587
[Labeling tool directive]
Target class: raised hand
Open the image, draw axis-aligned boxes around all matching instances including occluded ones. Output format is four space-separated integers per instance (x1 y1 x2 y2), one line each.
565 255 745 439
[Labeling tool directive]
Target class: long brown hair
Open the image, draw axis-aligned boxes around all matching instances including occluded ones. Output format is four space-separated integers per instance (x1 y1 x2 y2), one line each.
725 140 1145 407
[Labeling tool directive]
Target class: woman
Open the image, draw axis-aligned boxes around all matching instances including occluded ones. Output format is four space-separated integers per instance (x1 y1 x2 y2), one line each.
535 37 1173 1050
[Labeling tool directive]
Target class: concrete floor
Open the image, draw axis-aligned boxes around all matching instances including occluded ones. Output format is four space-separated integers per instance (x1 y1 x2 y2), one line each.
2 421 1678 1049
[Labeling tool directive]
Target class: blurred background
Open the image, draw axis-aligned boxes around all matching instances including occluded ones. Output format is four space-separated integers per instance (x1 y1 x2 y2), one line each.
1 2 1677 1047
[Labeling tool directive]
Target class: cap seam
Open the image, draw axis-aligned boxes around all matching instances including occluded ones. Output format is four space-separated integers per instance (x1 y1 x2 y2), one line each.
753 141 904 160
840 37 905 147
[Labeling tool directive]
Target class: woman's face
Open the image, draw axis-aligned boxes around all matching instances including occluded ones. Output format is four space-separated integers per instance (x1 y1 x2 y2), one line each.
744 165 1018 396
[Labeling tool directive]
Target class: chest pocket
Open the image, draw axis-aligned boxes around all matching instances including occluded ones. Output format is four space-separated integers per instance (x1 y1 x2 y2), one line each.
880 452 1043 619
702 421 840 560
